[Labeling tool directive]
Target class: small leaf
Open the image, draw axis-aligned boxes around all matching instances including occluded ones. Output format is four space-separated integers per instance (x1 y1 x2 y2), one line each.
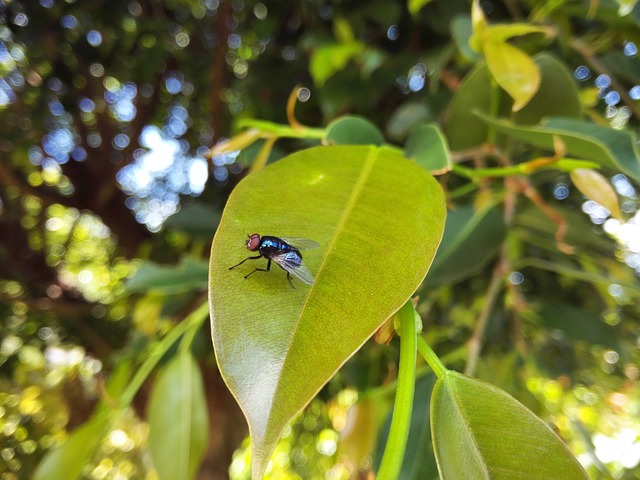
422 204 506 290
405 123 452 174
209 145 446 479
477 114 640 182
484 24 549 43
408 0 435 16
469 0 488 52
33 413 111 480
483 41 540 111
570 168 622 220
148 353 209 480
310 42 364 87
126 257 208 294
451 15 481 61
431 371 589 480
326 115 384 145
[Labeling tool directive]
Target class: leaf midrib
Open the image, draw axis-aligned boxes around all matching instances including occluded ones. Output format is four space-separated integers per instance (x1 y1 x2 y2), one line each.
268 146 379 422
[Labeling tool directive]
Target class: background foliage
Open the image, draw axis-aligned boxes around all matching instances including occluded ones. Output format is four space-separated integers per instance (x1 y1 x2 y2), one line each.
1 0 639 479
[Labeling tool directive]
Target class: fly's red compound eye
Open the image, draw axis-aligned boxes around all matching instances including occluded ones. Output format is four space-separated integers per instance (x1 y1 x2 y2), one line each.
246 233 261 251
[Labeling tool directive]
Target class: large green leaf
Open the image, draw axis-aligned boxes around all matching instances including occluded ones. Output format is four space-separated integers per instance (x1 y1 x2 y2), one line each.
148 353 208 480
422 204 506 290
478 114 640 181
431 371 589 479
209 145 446 479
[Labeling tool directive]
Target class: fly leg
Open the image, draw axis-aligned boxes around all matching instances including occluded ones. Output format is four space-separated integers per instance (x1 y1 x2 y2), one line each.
229 255 263 270
286 272 295 289
243 259 271 279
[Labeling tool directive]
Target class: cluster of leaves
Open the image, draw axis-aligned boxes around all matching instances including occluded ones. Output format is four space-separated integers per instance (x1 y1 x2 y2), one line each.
1 0 639 479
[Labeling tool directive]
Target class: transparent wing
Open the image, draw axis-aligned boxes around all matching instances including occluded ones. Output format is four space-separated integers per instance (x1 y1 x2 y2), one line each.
272 251 315 285
279 237 320 250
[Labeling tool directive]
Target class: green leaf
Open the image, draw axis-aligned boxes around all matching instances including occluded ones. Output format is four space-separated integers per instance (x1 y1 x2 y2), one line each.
444 63 497 150
431 371 589 480
478 114 640 181
209 145 446 479
326 115 384 145
126 257 209 294
423 204 506 290
450 15 481 62
165 203 220 238
148 353 208 480
310 42 365 87
529 303 619 348
483 41 540 111
514 53 582 125
33 412 111 480
483 24 549 43
405 123 452 174
570 168 622 219
408 0 435 16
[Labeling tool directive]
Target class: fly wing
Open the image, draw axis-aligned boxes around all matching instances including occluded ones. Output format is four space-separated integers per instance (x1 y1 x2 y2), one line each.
280 237 320 250
272 251 315 285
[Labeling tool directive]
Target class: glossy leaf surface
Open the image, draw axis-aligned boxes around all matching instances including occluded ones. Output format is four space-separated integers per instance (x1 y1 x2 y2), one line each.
209 145 446 478
148 353 208 480
431 371 589 480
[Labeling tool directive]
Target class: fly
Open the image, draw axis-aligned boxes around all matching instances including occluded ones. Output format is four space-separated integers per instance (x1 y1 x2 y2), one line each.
229 233 319 288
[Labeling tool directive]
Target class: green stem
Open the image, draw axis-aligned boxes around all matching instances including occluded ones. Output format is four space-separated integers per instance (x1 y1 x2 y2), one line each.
119 301 209 407
452 159 600 180
417 336 448 378
236 118 326 140
377 300 417 480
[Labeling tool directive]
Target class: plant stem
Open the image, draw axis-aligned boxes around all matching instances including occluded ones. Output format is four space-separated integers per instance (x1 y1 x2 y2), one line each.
376 300 417 480
120 300 210 407
417 336 448 378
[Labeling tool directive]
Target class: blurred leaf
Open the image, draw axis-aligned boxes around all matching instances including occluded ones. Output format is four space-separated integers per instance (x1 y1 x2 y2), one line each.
340 399 380 471
405 123 452 174
408 0 435 16
326 115 384 145
126 258 208 294
483 41 540 111
148 353 208 480
386 102 433 141
431 371 589 479
470 0 488 52
33 412 111 480
209 145 446 478
570 168 622 220
478 115 640 181
165 203 220 237
423 204 506 290
444 63 497 150
530 303 619 348
374 373 438 480
310 42 365 87
483 24 549 43
514 53 582 125
451 15 481 61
